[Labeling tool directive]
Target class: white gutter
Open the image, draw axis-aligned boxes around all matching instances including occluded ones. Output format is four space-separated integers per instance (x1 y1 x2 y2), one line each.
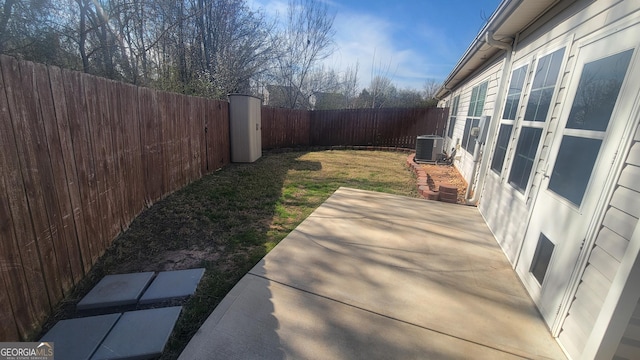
485 31 512 51
436 0 524 99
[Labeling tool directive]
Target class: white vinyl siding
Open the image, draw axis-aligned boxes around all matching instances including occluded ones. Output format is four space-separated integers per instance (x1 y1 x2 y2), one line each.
481 0 640 260
559 128 640 359
472 1 640 359
448 58 504 183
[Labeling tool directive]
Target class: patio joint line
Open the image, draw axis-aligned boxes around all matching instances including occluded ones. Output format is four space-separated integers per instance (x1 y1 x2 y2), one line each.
249 273 531 359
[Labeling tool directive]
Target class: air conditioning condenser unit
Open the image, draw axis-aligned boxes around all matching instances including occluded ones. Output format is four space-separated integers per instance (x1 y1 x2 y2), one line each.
415 135 444 163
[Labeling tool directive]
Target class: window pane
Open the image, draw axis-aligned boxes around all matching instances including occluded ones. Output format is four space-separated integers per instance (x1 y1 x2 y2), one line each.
525 88 554 122
502 66 528 120
543 49 565 87
509 127 542 192
530 234 555 285
448 96 460 138
491 124 513 174
474 82 488 117
567 49 633 131
524 89 542 120
467 82 488 117
467 87 479 116
448 117 456 138
503 96 516 120
462 119 472 151
451 95 460 114
524 48 565 122
509 66 528 94
548 136 602 206
462 118 479 153
531 55 550 89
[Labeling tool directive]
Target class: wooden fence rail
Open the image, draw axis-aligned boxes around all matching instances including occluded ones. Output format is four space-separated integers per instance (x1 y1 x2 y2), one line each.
0 55 229 340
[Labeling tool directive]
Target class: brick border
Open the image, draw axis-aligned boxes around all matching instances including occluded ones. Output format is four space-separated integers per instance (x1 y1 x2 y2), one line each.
406 153 460 203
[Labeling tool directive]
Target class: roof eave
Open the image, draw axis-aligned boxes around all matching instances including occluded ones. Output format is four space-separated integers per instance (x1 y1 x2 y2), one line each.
436 0 561 100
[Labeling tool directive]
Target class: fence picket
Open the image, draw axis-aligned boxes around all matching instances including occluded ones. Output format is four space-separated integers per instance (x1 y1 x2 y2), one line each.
2 57 61 339
0 62 42 337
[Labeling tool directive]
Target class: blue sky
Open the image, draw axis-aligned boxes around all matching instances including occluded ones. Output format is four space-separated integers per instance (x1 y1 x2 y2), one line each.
247 0 503 91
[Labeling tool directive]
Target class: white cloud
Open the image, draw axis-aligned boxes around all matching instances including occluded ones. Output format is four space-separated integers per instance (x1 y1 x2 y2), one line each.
247 0 445 91
327 11 442 91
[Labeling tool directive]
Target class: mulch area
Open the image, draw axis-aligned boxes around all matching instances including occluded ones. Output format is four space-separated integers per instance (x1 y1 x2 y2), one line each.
420 163 468 203
406 154 468 204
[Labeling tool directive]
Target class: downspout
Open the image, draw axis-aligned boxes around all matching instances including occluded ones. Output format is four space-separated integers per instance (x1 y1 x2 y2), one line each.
465 31 514 205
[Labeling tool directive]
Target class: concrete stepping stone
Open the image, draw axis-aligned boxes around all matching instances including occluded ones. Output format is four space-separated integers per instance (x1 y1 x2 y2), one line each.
139 268 205 305
77 272 154 311
40 313 121 360
91 306 183 360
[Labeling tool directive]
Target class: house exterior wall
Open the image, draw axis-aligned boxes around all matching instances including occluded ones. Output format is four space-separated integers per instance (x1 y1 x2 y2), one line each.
560 125 640 359
443 58 504 183
481 0 640 259
468 0 640 358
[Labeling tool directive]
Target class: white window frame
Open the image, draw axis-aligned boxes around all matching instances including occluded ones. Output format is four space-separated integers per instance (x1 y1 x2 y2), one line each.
447 94 460 139
462 81 488 154
491 63 529 176
501 44 570 201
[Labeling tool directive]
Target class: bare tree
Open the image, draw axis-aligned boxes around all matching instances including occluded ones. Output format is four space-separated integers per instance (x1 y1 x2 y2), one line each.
340 62 359 108
0 0 281 99
272 0 336 109
368 75 394 108
200 0 276 97
423 78 442 105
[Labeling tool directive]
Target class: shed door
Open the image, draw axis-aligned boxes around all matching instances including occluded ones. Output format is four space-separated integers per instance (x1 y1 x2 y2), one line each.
516 29 637 331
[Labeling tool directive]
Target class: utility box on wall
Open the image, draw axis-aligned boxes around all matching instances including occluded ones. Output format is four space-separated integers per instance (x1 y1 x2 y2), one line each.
229 94 262 163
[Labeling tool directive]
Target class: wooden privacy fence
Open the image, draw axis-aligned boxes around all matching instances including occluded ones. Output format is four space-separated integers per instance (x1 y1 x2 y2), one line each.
261 107 311 148
0 55 230 340
0 54 445 340
261 106 448 150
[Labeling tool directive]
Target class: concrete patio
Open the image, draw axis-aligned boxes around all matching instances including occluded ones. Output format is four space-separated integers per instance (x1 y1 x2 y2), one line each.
179 187 566 359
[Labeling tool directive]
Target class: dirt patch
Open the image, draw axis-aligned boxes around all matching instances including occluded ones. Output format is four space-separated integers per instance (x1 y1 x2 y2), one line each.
420 164 468 203
153 249 221 272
